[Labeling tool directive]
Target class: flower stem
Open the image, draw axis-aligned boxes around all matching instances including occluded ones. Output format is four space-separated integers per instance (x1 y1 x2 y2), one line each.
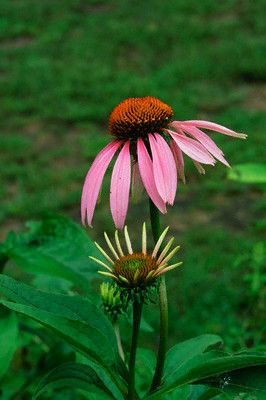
149 199 168 391
150 275 168 391
128 301 142 400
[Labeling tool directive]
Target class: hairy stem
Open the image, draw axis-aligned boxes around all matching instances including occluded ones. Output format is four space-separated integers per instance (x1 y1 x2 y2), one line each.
149 199 169 391
128 301 142 400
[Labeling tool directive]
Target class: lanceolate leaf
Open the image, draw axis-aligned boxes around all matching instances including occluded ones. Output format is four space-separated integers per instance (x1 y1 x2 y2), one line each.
145 335 223 400
0 275 125 394
164 334 223 376
200 365 266 398
147 348 266 398
136 348 156 396
188 385 223 400
0 306 18 378
0 214 101 292
33 362 123 400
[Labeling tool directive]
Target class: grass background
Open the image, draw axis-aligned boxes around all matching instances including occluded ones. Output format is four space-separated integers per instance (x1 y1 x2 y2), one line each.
1 0 265 369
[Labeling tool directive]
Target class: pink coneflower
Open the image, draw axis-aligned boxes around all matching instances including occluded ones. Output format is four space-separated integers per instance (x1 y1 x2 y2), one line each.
81 96 246 228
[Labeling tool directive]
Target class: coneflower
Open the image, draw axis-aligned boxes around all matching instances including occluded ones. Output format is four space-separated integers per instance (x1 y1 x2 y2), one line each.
81 96 247 228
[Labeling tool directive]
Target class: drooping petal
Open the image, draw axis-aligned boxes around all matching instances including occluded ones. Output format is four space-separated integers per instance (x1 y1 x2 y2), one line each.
137 138 166 214
166 129 216 165
170 140 186 183
148 133 177 205
180 120 247 139
81 140 122 226
110 141 131 229
180 124 230 166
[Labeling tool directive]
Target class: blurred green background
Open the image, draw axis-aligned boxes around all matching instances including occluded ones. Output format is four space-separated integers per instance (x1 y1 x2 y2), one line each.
1 0 265 365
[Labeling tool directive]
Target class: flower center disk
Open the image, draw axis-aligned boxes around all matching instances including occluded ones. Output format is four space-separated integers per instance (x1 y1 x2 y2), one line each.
113 253 157 287
109 96 173 140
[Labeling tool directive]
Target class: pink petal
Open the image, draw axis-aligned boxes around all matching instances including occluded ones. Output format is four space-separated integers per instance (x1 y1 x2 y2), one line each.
131 162 144 202
110 141 131 229
81 141 121 226
149 133 177 205
166 129 216 165
170 140 185 183
180 120 247 139
137 138 166 213
180 124 230 166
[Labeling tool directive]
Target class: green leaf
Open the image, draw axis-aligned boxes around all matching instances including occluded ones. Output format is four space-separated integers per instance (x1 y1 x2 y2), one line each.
0 305 18 378
145 335 222 400
227 163 266 184
0 275 125 394
33 362 120 400
0 214 101 292
75 353 126 400
164 334 223 376
188 385 222 400
202 365 266 397
148 350 266 398
136 348 156 396
165 385 191 399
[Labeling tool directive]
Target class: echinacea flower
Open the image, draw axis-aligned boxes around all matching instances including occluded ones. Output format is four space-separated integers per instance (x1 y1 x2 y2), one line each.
81 96 247 228
90 223 181 289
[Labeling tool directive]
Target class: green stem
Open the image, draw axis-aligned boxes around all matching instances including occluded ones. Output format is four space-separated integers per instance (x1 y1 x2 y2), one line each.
149 199 169 391
128 301 142 400
150 275 168 391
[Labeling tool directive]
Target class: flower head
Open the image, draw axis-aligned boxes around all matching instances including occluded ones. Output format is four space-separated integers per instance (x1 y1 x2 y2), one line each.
109 97 173 140
81 96 247 228
90 223 182 291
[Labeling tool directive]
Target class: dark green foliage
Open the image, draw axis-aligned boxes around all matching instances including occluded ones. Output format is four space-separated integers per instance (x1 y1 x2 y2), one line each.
146 334 266 398
0 274 127 398
1 273 266 399
33 362 119 400
0 214 101 293
0 306 18 379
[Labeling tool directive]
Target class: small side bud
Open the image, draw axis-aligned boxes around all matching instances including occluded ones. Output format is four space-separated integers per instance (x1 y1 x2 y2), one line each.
100 282 128 322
